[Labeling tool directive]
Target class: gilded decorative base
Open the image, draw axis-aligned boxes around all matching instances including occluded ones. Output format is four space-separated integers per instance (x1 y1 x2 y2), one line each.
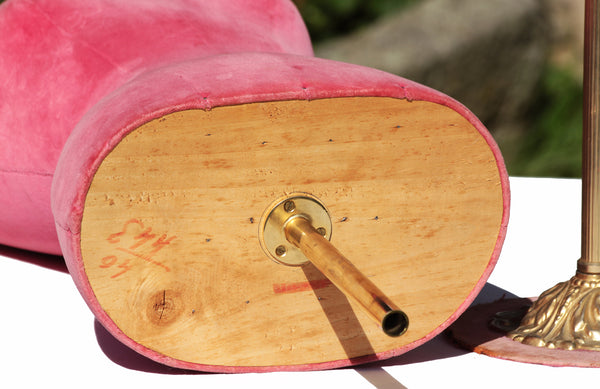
508 274 600 350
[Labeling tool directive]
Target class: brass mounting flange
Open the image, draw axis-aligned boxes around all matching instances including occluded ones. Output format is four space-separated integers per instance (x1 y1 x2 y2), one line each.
508 274 600 350
260 193 332 266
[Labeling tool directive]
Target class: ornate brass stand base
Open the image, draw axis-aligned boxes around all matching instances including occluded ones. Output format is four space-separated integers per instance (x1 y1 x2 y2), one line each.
508 274 600 350
448 297 600 368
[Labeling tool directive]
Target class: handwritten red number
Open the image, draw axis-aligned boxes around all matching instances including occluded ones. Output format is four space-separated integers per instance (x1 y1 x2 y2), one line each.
103 219 177 277
100 255 118 268
130 228 156 250
99 255 131 278
110 260 132 278
107 219 143 244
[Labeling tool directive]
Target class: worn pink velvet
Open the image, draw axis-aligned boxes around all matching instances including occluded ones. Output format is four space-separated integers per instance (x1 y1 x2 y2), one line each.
0 0 312 254
1 0 510 373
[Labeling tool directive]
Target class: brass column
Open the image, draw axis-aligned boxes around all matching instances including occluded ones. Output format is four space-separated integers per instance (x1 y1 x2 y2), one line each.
509 0 600 350
579 0 600 277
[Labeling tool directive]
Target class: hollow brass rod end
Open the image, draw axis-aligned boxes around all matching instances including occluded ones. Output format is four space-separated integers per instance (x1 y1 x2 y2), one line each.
284 215 409 337
382 309 409 337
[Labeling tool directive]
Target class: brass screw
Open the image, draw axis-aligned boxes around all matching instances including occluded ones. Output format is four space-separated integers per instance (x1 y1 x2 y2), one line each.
275 245 287 257
283 200 296 213
316 227 327 236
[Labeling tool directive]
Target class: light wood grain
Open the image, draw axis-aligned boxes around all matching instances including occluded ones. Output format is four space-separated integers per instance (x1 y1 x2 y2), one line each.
80 97 504 368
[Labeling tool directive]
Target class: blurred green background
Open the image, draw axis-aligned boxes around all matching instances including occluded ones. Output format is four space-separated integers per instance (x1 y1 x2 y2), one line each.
291 0 418 42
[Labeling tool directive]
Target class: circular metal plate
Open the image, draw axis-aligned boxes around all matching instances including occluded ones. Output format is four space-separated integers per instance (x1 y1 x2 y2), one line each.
259 193 332 266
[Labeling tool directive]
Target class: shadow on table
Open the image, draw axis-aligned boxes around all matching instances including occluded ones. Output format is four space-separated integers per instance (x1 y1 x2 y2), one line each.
0 244 68 273
351 283 519 388
93 282 519 385
363 282 519 367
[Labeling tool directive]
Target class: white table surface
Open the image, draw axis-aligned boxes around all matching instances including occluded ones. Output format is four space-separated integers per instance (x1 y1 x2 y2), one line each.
2 177 600 388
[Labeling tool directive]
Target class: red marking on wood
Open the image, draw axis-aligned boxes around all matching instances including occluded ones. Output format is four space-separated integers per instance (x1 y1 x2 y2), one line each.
116 247 171 272
152 234 177 250
100 219 176 277
130 227 156 249
273 279 333 294
99 255 118 269
107 219 143 243
111 260 132 278
99 255 131 278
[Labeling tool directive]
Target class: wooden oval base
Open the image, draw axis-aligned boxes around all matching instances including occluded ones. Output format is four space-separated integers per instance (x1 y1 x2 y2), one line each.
79 97 506 370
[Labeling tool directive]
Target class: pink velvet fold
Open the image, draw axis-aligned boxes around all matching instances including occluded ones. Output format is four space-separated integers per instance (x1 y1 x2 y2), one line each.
52 51 510 372
0 0 311 254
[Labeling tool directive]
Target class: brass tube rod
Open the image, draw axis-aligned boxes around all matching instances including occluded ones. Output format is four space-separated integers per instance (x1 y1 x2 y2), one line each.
284 216 409 337
579 0 600 275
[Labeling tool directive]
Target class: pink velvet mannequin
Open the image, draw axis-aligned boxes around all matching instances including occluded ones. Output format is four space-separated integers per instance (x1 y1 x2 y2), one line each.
0 0 312 254
1 0 510 373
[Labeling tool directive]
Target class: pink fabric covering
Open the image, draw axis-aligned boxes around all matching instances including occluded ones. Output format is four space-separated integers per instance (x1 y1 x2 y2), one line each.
52 51 511 372
0 0 311 254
